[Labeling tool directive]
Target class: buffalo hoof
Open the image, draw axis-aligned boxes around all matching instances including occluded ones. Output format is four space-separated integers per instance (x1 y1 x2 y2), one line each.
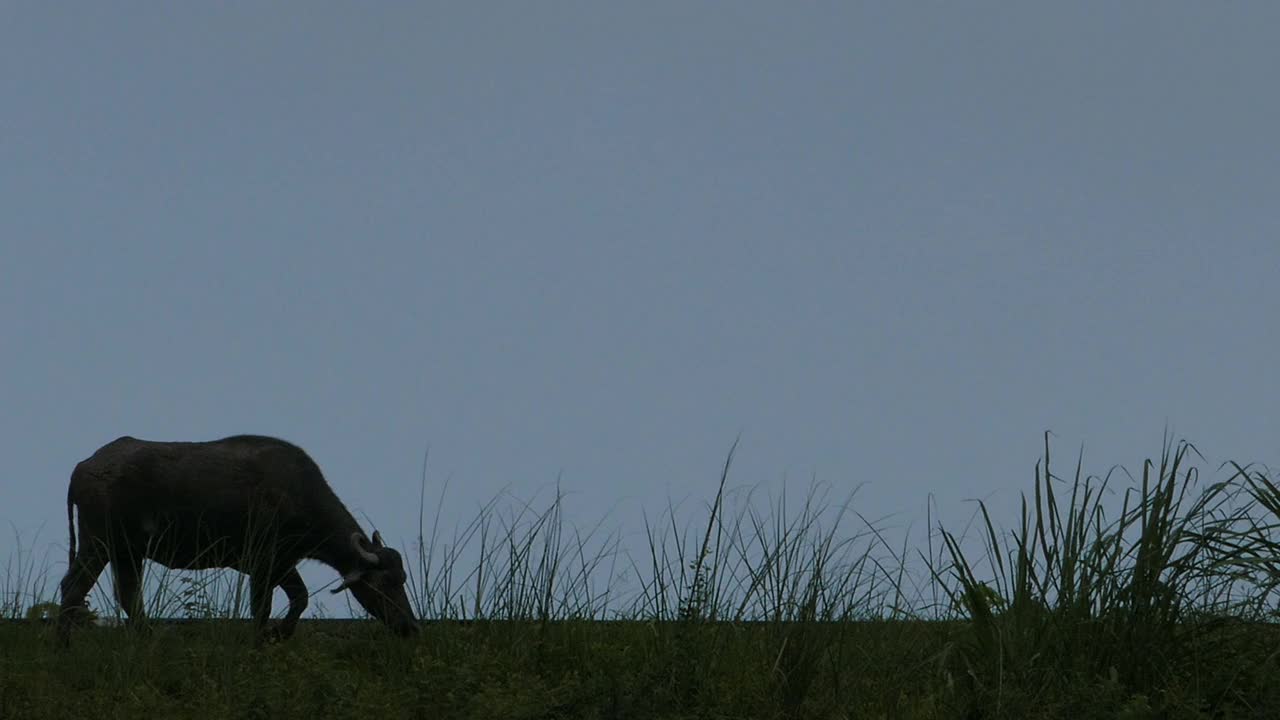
256 623 295 646
124 621 153 638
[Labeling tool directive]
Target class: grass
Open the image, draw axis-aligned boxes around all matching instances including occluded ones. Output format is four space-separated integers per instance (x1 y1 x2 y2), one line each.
4 432 1280 719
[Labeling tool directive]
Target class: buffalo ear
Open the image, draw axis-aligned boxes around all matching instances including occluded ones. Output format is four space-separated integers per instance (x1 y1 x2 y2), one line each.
372 530 385 547
332 569 364 593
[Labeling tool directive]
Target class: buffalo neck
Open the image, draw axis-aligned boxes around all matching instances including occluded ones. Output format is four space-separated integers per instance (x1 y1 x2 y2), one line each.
305 515 370 575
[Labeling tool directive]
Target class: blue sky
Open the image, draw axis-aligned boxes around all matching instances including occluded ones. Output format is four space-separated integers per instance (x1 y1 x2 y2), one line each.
2 3 1277 614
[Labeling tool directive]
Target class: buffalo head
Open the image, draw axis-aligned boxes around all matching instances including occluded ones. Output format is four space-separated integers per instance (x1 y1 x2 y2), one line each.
333 530 419 637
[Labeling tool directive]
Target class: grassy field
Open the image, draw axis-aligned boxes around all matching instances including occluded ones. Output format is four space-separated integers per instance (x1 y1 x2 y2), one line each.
10 616 1278 720
5 434 1280 719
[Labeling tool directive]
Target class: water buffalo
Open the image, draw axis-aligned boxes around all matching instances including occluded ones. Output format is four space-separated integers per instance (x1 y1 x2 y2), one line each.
57 434 420 645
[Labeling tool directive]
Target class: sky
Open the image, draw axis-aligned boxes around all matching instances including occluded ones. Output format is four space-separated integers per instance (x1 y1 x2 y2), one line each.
2 3 1278 616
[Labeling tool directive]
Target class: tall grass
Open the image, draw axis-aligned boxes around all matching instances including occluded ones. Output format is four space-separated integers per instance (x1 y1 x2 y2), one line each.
2 525 56 620
933 433 1274 715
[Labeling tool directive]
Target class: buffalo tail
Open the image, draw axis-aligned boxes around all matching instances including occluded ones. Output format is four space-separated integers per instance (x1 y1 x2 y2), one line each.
66 489 76 567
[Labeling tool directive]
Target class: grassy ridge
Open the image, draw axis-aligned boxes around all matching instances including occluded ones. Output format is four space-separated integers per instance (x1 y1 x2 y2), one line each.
4 617 1278 718
4 433 1280 718
1 619 954 719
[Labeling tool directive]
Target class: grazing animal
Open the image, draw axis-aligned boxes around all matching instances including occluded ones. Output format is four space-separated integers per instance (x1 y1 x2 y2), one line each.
57 435 419 645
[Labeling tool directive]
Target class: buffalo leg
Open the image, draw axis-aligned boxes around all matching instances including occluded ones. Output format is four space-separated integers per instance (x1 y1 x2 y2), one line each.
110 550 147 629
275 568 309 640
251 567 308 643
249 571 276 643
57 540 108 646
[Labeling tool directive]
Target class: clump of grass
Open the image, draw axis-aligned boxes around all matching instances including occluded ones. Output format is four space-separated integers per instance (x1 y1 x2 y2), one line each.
404 477 622 623
935 432 1266 715
1225 461 1280 615
2 525 55 620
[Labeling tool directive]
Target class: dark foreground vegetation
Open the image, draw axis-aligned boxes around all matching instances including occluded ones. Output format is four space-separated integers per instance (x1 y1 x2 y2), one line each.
7 616 1279 720
5 433 1280 718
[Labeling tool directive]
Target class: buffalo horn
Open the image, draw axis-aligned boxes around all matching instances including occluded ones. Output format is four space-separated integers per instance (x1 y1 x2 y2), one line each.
350 531 380 565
